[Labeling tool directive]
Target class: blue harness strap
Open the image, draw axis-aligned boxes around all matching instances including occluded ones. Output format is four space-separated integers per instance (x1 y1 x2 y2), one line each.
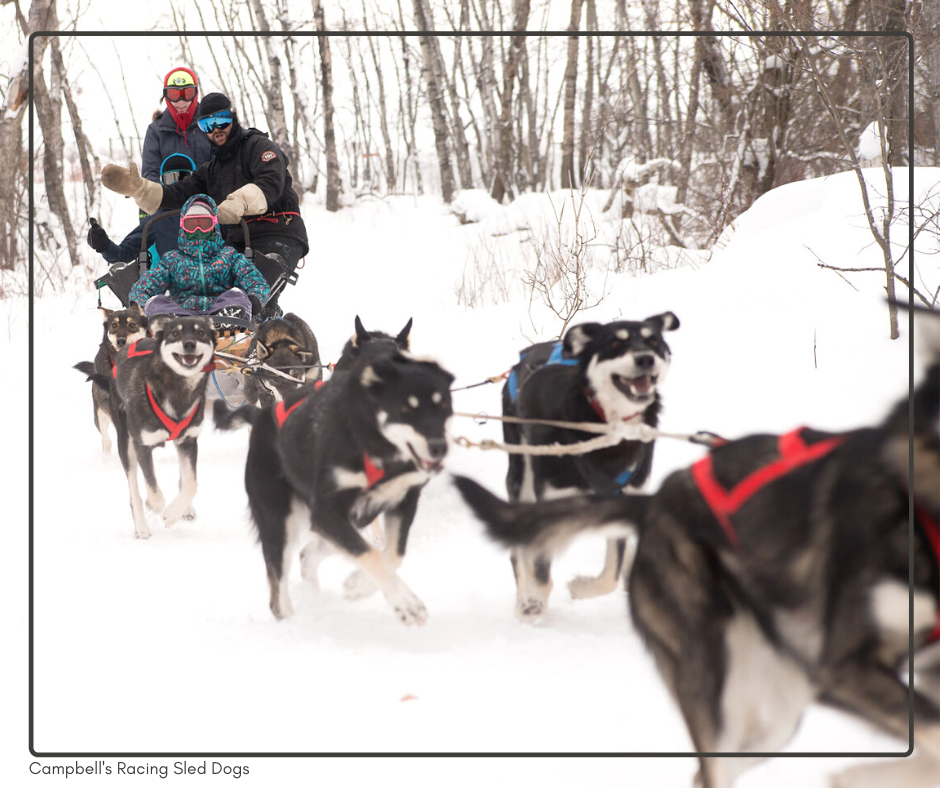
509 342 577 403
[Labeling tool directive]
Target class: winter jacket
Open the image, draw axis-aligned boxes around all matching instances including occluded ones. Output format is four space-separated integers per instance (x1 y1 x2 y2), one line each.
159 124 309 255
141 109 214 184
129 194 270 312
99 210 185 268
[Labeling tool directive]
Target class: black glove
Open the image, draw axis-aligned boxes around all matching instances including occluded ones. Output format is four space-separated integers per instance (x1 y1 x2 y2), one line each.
248 294 263 321
87 218 110 253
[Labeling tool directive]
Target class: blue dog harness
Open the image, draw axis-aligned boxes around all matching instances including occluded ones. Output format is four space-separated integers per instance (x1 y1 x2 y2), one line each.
508 341 634 491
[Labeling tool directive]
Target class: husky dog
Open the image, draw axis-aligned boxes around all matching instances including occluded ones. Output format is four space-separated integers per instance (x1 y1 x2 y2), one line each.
214 336 453 626
502 313 678 619
79 315 217 539
456 310 940 788
244 312 322 408
331 314 413 373
74 306 148 453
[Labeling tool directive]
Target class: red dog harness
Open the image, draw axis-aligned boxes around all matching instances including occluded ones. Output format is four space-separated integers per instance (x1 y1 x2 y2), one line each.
146 384 200 441
691 427 845 548
916 503 940 644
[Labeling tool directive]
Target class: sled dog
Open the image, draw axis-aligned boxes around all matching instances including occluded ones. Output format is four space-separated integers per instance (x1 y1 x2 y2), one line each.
244 312 322 408
78 315 216 539
214 334 453 626
457 309 940 788
331 314 413 372
74 306 149 454
501 313 678 619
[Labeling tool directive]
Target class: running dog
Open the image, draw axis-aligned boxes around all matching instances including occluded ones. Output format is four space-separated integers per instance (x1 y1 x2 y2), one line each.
456 310 940 788
214 337 453 626
78 315 217 539
244 312 322 408
74 306 148 454
502 313 678 619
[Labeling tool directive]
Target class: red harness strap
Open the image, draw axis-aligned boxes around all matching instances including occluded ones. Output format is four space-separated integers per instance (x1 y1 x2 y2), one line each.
363 453 385 489
274 398 306 429
145 384 200 441
915 503 940 643
691 428 845 548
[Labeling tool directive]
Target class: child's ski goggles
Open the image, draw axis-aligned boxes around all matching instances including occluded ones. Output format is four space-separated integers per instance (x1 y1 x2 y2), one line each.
181 214 218 233
197 111 233 133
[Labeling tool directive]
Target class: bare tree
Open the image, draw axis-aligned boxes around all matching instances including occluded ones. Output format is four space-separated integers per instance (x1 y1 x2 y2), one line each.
313 1 341 211
491 0 531 203
560 0 584 189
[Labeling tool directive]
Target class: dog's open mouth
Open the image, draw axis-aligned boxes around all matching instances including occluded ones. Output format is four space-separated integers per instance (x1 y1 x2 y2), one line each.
613 374 657 399
407 443 445 474
174 353 204 369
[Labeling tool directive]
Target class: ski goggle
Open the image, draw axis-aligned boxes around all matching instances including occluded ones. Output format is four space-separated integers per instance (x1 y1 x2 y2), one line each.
181 214 218 234
162 169 191 185
164 85 197 102
197 111 233 133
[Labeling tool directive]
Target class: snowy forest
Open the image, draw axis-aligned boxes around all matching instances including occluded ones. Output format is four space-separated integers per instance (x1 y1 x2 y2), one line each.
2 0 939 318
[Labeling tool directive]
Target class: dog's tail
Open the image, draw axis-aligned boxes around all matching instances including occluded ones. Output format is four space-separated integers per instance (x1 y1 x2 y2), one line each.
453 475 646 553
73 362 111 389
212 399 262 431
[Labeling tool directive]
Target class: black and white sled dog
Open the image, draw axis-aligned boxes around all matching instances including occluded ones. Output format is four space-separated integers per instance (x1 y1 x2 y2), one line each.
457 307 940 788
244 312 322 408
214 330 453 626
74 306 149 454
77 315 217 539
501 312 679 619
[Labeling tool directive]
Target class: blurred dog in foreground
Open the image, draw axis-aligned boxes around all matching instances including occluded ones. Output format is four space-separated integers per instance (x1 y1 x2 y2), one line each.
457 306 939 788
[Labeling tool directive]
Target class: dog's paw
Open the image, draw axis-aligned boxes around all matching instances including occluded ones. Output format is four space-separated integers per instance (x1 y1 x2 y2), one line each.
343 569 378 600
515 598 546 622
134 524 152 540
385 587 428 626
568 574 618 600
162 497 192 527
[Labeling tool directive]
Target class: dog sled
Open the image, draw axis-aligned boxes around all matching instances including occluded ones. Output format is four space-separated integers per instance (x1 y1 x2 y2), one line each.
93 210 302 402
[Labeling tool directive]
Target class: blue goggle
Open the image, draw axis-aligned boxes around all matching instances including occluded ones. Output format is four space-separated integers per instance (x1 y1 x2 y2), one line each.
197 111 233 133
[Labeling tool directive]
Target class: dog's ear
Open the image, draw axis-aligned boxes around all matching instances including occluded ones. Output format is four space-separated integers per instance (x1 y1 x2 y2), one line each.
100 307 114 320
353 315 370 347
256 342 271 361
396 317 413 350
563 323 603 357
645 312 680 332
149 315 171 339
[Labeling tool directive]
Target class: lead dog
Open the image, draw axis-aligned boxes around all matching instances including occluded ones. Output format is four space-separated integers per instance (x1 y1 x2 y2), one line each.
502 313 678 619
456 310 940 788
78 315 216 539
214 336 453 626
74 306 148 453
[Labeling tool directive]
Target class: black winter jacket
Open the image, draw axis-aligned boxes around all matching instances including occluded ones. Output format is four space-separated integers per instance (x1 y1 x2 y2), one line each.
159 124 308 256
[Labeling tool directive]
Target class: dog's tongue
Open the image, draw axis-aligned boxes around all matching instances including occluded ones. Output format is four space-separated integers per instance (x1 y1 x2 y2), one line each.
182 354 199 366
630 375 652 393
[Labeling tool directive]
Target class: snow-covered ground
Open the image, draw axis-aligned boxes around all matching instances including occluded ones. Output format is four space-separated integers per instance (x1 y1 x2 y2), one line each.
6 167 936 786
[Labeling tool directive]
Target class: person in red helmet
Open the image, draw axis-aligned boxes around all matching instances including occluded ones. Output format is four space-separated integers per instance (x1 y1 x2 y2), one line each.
140 67 213 187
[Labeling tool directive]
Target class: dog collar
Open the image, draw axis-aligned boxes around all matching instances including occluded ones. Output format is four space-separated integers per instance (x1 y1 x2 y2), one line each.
691 427 845 548
145 383 200 441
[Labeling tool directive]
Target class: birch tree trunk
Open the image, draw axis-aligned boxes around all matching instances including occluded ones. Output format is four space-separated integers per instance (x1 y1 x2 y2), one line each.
412 0 455 203
0 0 55 272
490 0 531 203
578 0 596 186
925 0 940 165
314 0 341 211
560 0 583 189
366 33 396 192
